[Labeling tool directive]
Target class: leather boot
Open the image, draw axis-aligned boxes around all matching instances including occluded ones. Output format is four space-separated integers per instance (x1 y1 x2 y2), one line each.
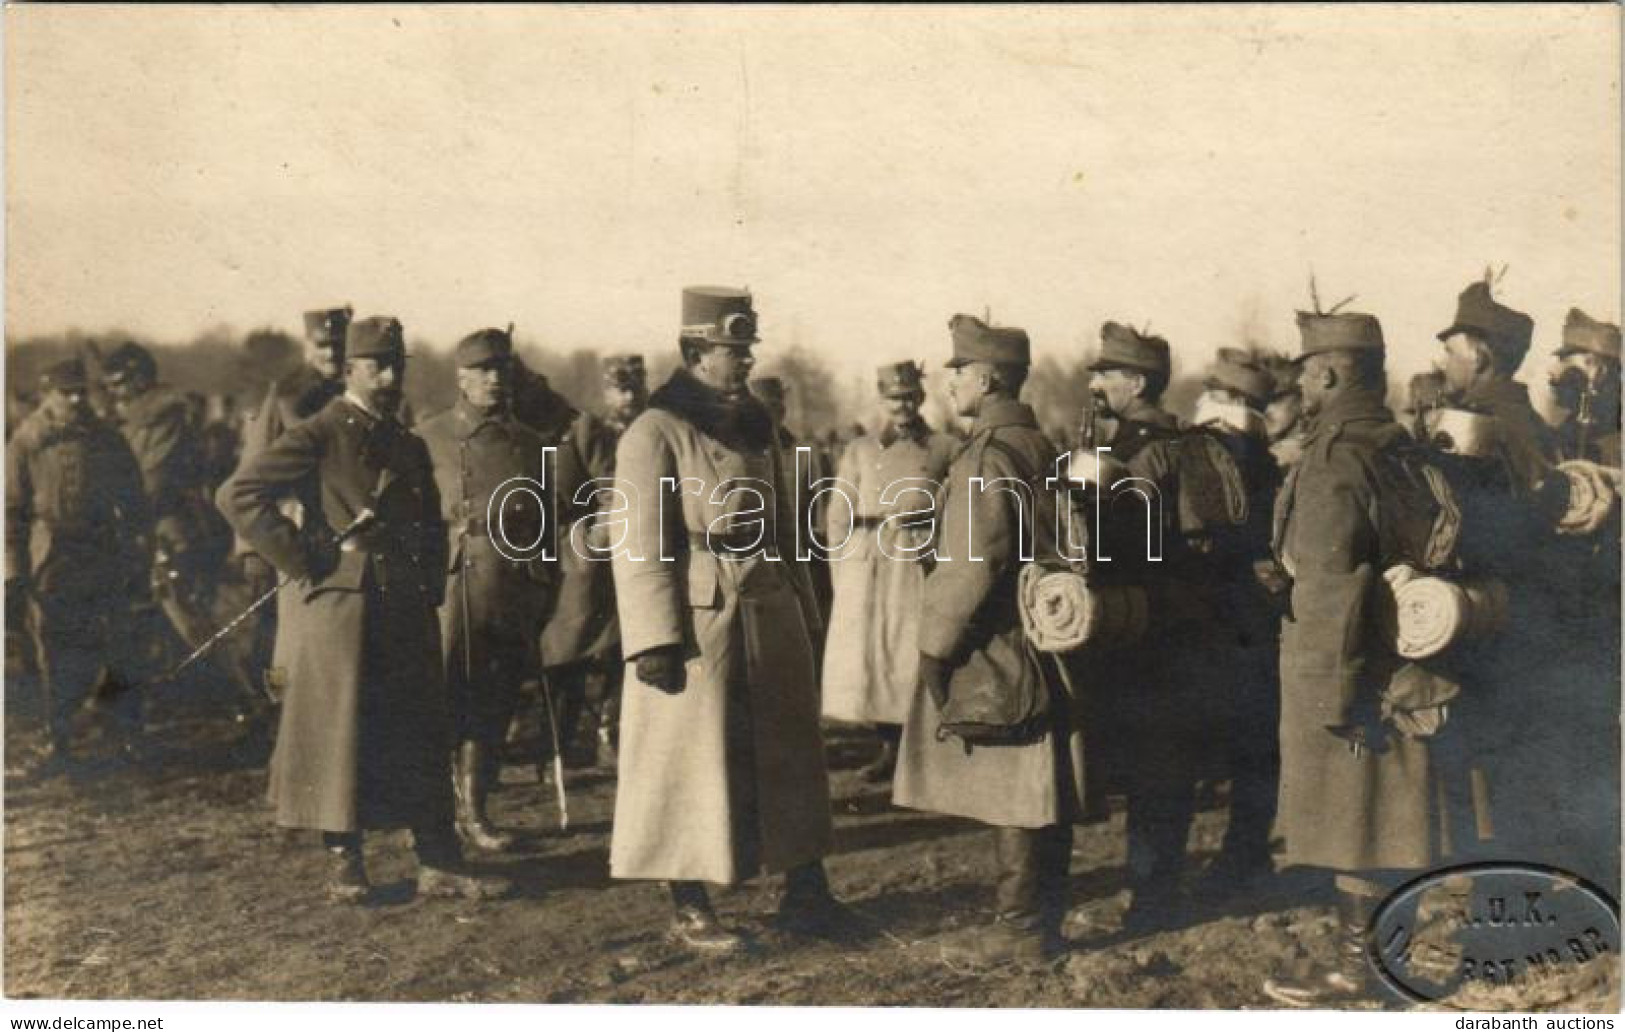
667 881 746 954
775 862 871 942
455 740 514 852
324 837 369 905
938 828 1054 967
1262 888 1379 1007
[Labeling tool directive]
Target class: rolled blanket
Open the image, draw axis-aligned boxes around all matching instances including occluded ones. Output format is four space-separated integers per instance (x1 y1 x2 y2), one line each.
1018 564 1147 653
1392 574 1508 660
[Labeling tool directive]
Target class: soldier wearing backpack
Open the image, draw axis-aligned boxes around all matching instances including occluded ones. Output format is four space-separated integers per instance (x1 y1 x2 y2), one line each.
893 313 1085 967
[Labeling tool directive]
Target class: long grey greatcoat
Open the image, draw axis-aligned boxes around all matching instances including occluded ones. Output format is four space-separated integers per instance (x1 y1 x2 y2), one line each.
820 422 958 724
418 400 556 743
1274 389 1488 872
609 369 831 885
893 398 1088 829
218 396 452 834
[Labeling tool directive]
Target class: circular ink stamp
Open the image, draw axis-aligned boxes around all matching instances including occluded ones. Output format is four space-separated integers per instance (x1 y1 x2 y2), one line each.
1370 862 1620 1009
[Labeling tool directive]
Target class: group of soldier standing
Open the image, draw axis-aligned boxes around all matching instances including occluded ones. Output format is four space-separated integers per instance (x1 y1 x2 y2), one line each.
4 276 1619 1003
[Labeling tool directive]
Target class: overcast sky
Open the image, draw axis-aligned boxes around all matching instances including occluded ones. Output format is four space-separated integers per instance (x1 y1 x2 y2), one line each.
6 5 1620 386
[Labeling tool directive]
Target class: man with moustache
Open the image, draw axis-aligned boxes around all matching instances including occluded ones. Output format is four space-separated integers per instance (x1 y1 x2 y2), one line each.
1081 321 1213 933
610 286 854 953
419 328 557 852
1431 281 1613 891
540 354 648 770
1548 308 1621 467
893 315 1085 966
219 316 506 904
1263 307 1485 1007
6 359 153 770
820 360 957 783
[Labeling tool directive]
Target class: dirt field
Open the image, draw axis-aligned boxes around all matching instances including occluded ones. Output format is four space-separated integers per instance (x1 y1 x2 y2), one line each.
4 676 1618 1010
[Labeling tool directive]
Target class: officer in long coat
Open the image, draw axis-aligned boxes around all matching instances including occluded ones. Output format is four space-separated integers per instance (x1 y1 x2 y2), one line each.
218 317 505 904
893 314 1085 966
1263 309 1489 1007
5 359 153 769
419 329 557 852
820 360 957 782
539 354 646 769
610 286 853 953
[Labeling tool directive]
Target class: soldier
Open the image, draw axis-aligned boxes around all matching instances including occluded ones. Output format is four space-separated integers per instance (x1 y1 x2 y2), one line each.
1081 322 1216 932
1432 281 1613 890
419 328 557 852
218 316 506 904
5 359 154 770
226 307 354 699
610 286 855 953
820 361 957 783
1548 308 1621 466
1262 308 1488 1007
1260 353 1305 469
102 343 243 699
892 314 1084 966
749 375 833 624
539 354 646 769
1188 349 1284 894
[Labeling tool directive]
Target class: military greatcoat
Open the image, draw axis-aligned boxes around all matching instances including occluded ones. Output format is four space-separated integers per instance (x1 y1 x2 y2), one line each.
218 396 452 834
892 398 1088 829
820 421 957 724
609 368 831 885
1274 389 1489 872
418 399 556 744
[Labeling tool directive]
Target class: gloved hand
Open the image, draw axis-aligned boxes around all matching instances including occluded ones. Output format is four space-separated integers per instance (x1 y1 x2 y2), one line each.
302 536 340 585
918 653 952 712
1326 691 1389 757
635 645 687 695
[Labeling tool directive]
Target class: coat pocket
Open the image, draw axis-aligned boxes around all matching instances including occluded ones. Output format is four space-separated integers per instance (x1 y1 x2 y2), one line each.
304 549 367 601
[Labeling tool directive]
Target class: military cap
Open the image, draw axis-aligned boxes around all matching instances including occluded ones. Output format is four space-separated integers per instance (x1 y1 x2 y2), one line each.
1089 322 1170 377
1203 351 1272 407
102 341 157 383
749 376 787 404
1556 308 1621 361
455 328 513 368
682 286 759 346
40 358 90 392
1293 311 1385 361
946 314 1031 368
303 306 353 346
346 316 406 361
1436 281 1533 369
602 353 647 388
877 360 925 398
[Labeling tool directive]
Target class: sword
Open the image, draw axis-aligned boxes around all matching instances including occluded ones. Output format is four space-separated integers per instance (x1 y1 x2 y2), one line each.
540 675 570 830
144 507 378 689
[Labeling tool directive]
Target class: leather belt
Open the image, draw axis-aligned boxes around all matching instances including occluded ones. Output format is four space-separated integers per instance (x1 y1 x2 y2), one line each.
687 529 777 557
854 515 935 530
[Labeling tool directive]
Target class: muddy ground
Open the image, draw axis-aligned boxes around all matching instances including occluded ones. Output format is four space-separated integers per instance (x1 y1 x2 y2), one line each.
4 673 1618 1010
